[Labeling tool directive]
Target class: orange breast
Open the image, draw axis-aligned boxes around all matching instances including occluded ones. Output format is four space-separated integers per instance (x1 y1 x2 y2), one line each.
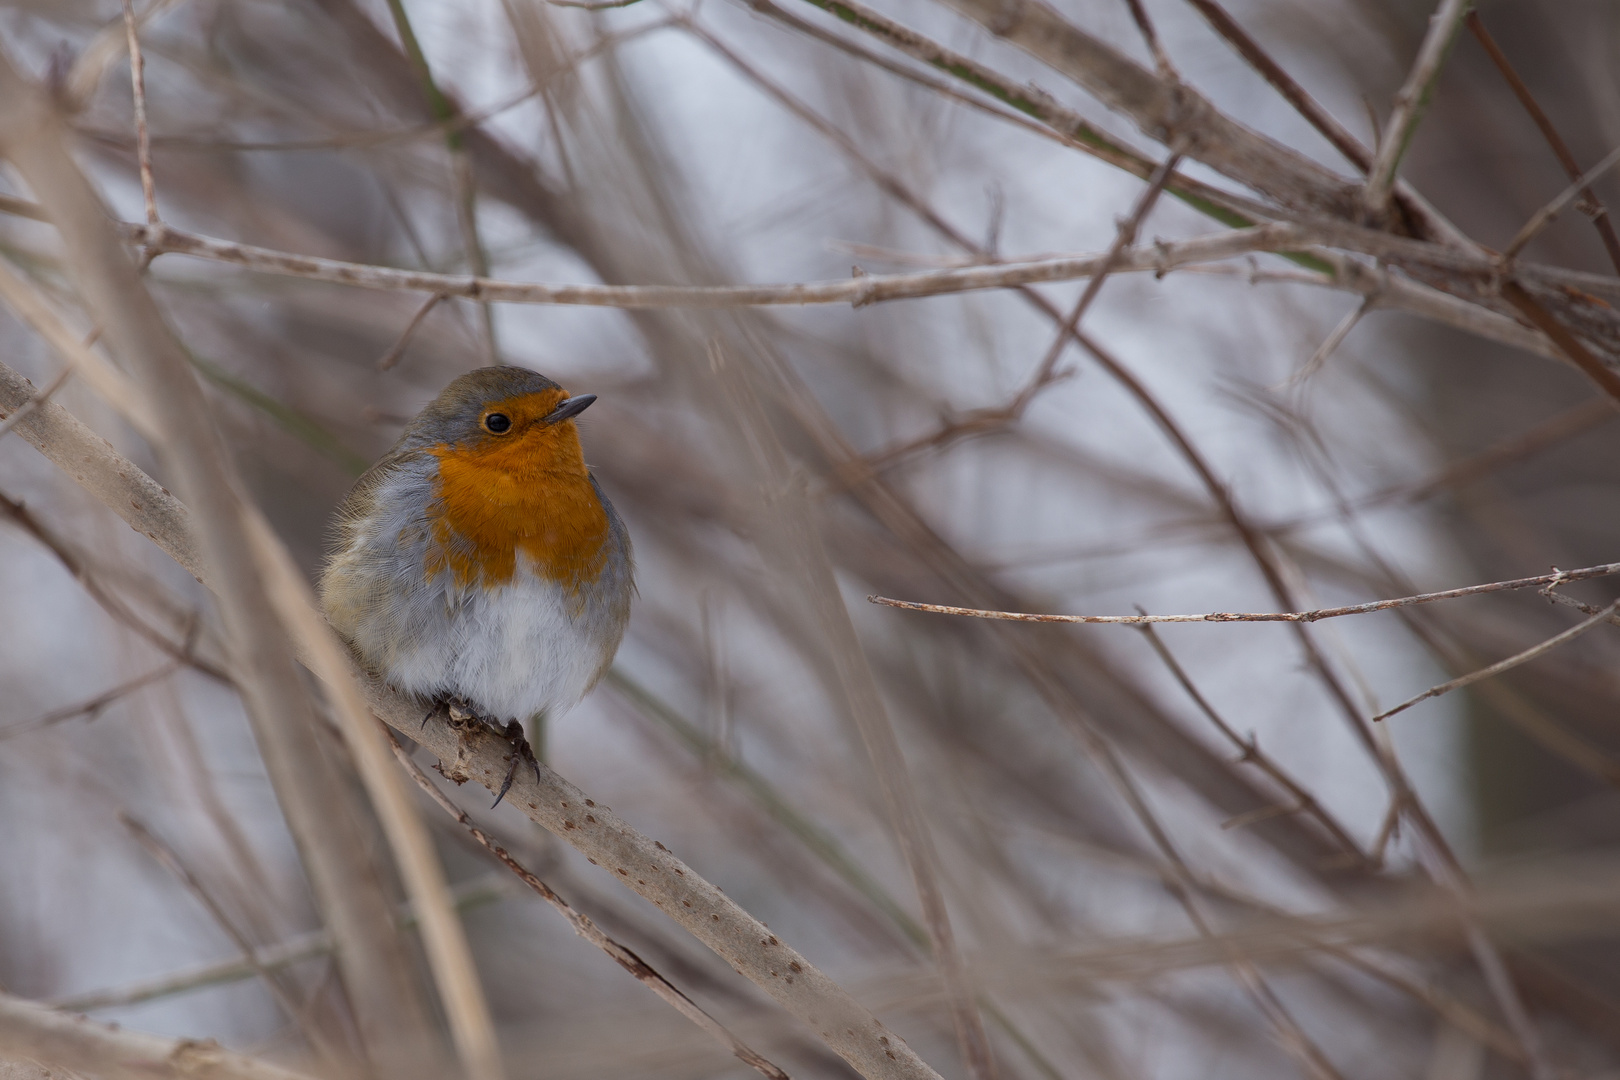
424 416 610 592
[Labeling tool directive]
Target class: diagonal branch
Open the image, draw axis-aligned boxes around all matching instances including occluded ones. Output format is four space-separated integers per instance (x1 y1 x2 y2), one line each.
1467 11 1620 273
384 728 791 1080
0 990 317 1080
922 0 1362 220
1361 0 1474 216
1373 599 1620 722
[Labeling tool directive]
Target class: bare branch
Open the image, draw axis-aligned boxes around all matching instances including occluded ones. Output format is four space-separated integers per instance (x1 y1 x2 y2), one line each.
1467 11 1620 273
117 815 341 1061
121 0 159 226
50 877 516 1013
1374 599 1620 722
1503 142 1620 260
375 292 445 370
384 728 791 1080
1361 0 1473 216
871 562 1620 624
1135 624 1368 866
0 661 180 742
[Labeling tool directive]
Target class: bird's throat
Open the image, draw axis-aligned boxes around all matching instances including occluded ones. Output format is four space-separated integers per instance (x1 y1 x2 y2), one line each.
426 427 610 591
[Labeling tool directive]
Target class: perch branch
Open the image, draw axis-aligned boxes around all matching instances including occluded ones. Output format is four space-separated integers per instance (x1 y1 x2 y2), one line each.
384 728 791 1080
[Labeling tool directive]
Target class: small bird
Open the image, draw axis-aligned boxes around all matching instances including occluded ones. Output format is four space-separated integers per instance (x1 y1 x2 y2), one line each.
321 366 633 803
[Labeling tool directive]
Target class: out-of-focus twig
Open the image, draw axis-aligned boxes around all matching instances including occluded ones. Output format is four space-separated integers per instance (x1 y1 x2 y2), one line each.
242 507 507 1080
0 364 70 442
117 814 340 1061
0 989 317 1080
0 488 230 683
1373 598 1620 722
0 661 180 742
62 0 189 109
1467 11 1620 272
0 56 438 1070
1135 624 1368 866
383 0 497 361
708 338 997 1080
921 0 1360 220
0 256 161 439
375 292 444 370
1502 143 1620 260
50 876 516 1013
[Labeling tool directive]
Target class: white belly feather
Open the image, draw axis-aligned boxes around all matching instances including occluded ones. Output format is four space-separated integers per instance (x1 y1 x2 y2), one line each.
376 554 621 722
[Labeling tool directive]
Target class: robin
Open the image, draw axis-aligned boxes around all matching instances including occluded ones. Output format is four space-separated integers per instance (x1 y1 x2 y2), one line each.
320 366 633 804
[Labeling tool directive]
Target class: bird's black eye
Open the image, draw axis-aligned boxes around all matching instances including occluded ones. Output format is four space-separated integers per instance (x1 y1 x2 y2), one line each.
483 412 512 434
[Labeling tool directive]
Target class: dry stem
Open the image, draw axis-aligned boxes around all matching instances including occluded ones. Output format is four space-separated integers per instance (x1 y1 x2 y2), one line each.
870 559 1620 625
0 991 317 1080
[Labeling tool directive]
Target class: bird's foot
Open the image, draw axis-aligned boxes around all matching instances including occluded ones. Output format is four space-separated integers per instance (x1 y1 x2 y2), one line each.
443 697 484 731
492 719 541 809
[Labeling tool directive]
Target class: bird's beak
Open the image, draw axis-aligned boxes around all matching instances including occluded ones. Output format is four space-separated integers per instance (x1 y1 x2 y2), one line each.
544 394 597 425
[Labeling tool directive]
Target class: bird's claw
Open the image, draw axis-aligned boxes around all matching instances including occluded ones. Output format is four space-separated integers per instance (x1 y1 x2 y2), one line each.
443 697 482 731
492 719 541 809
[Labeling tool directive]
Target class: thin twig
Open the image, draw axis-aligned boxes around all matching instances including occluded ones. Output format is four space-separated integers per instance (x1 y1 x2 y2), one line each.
375 292 445 370
86 215 1619 339
1282 295 1373 386
857 151 1184 473
1467 11 1620 273
1121 0 1175 79
50 875 516 1013
384 0 497 362
128 217 1300 302
870 559 1620 624
1373 598 1620 722
1134 623 1368 866
0 255 162 440
1502 143 1620 260
121 0 159 226
117 814 340 1061
0 489 230 683
1361 0 1473 216
1181 0 1368 172
549 0 645 9
383 727 791 1080
0 662 180 742
1017 150 1183 412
